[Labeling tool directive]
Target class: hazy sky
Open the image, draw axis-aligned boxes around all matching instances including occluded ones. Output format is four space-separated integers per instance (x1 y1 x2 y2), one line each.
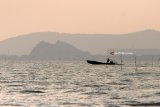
0 0 160 40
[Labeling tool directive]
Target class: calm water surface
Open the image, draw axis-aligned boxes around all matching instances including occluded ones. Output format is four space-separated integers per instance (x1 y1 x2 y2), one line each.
0 60 160 107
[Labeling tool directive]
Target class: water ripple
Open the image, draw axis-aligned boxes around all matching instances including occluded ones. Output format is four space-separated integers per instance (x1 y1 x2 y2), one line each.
0 61 159 106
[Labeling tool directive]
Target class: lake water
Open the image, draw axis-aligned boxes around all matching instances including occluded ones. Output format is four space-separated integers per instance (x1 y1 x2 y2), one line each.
0 60 160 107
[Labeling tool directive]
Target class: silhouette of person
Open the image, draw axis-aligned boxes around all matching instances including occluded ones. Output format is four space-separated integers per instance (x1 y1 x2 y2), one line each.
107 58 110 63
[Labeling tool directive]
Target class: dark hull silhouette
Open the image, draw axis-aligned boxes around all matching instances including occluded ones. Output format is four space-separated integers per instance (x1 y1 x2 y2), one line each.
87 60 122 65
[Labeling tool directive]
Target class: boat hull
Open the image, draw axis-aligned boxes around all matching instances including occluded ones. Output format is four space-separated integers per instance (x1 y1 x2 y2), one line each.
87 60 122 65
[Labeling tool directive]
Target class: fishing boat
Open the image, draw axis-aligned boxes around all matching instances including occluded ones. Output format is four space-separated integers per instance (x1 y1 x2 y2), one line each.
87 59 122 65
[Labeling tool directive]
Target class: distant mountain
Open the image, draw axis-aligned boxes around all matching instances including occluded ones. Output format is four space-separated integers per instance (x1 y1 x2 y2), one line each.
0 29 160 56
29 41 92 60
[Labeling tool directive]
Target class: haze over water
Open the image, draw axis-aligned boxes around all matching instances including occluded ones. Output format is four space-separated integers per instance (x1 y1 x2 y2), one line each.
0 60 160 107
1 1 160 107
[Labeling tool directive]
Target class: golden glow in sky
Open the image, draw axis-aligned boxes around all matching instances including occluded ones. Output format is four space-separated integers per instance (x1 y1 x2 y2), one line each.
0 0 160 40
